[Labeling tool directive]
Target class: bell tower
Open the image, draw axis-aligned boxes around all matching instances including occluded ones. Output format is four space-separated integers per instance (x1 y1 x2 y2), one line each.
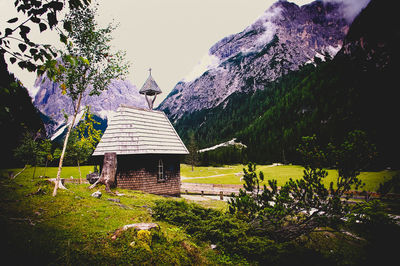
139 68 162 109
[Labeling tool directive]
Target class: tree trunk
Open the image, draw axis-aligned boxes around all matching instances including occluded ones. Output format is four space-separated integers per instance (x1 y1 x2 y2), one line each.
12 165 28 179
53 93 83 197
89 152 117 193
32 165 37 179
44 159 48 177
48 178 67 190
77 159 82 184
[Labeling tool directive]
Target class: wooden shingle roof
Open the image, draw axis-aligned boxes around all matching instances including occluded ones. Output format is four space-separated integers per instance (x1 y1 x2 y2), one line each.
92 105 188 156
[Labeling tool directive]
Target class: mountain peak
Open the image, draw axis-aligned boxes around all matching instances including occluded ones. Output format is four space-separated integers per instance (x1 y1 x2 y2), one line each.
158 0 351 122
34 77 147 137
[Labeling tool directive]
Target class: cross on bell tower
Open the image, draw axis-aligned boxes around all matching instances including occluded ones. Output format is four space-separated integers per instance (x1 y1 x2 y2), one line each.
139 68 162 110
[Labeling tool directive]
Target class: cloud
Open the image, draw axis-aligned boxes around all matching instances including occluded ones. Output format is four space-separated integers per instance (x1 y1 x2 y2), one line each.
183 52 221 82
255 5 282 46
323 0 370 22
182 3 284 82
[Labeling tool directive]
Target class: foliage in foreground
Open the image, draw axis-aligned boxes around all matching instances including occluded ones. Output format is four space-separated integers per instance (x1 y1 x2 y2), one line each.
153 199 365 265
228 131 377 242
152 189 399 265
153 131 400 265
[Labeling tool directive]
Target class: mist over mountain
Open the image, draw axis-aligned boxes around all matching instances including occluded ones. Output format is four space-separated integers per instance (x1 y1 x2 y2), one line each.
169 0 399 167
158 0 356 122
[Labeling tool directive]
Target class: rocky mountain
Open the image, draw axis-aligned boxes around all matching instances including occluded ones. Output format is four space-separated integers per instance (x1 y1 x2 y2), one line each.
158 0 352 122
34 77 147 138
171 0 398 167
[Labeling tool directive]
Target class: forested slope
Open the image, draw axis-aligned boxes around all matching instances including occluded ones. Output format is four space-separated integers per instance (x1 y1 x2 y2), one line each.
0 53 44 168
176 0 399 168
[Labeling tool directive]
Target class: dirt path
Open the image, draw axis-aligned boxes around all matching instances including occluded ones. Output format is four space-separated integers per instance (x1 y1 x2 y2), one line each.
181 163 281 180
181 173 235 180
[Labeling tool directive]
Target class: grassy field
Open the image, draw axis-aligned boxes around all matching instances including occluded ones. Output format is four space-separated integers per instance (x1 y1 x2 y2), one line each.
181 164 398 192
16 164 398 192
11 163 398 193
7 165 95 179
1 166 398 264
0 167 224 265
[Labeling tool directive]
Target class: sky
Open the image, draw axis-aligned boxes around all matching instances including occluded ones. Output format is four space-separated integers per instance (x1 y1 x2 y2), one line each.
1 0 343 107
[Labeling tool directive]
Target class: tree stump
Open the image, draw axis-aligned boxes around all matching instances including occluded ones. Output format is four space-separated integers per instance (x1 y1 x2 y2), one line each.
48 178 67 190
89 152 117 193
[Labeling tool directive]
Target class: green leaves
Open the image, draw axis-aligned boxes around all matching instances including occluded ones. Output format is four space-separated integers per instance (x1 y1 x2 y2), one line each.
78 56 89 65
5 28 13 37
65 106 101 166
18 43 27 52
55 5 128 98
228 131 376 243
30 17 41 23
13 131 43 166
63 21 72 32
63 54 76 66
60 34 68 44
7 17 18 23
2 0 90 72
297 134 327 169
48 1 64 11
19 25 30 39
39 23 47 32
47 12 57 28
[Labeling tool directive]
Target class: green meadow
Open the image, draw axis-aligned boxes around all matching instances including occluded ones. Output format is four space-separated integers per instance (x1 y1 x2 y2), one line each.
8 163 398 193
8 165 95 180
181 164 398 192
13 164 398 192
1 164 398 264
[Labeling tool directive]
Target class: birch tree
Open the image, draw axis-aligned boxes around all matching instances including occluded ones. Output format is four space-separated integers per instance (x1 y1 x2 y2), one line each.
65 106 101 183
13 130 42 178
52 5 128 196
39 138 53 177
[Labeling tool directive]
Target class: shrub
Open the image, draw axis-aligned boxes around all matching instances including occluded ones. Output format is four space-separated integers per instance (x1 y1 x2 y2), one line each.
378 173 400 195
152 199 337 265
228 131 377 243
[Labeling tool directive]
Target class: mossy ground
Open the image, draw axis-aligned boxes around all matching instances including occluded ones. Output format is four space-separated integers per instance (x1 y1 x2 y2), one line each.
0 167 219 265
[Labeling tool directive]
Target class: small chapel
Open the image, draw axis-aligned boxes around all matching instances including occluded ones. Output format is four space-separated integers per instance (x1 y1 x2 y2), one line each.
92 69 188 196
